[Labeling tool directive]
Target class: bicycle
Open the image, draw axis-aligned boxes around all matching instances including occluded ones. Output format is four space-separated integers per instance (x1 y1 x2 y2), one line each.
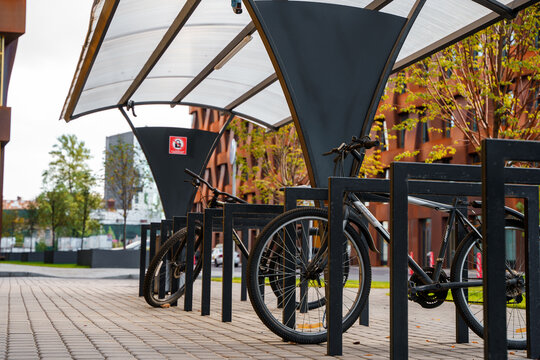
143 168 248 307
143 168 365 342
246 136 531 349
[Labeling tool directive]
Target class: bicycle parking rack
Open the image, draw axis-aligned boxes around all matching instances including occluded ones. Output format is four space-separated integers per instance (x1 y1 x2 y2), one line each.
139 224 150 296
170 216 188 307
184 212 203 312
389 162 539 359
201 208 224 316
327 164 540 358
157 220 174 300
221 204 282 322
283 186 371 327
481 139 540 359
149 222 161 268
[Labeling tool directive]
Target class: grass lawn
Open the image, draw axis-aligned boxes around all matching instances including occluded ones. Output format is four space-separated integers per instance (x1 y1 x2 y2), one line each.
0 261 89 269
210 277 391 289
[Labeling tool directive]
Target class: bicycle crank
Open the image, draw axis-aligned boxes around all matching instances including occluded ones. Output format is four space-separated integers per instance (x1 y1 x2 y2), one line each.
409 267 449 309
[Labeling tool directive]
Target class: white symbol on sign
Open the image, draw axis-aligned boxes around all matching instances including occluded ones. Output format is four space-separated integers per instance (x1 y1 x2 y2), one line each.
173 138 184 149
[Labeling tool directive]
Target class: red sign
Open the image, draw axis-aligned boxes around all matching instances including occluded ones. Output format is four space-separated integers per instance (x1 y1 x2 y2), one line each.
169 136 187 155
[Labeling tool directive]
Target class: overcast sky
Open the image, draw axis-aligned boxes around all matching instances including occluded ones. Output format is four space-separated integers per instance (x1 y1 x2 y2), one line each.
5 0 191 200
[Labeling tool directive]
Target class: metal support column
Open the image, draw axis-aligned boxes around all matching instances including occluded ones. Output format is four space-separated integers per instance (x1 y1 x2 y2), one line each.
184 212 203 312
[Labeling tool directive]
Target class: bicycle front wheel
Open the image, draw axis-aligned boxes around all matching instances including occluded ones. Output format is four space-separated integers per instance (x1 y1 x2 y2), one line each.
143 226 202 307
451 219 528 349
247 207 371 344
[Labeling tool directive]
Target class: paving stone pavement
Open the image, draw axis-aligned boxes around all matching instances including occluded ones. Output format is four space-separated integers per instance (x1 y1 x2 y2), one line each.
0 277 528 359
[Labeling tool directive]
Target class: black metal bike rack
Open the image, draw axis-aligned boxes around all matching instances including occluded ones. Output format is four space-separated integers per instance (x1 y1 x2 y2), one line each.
481 139 540 359
184 212 203 312
201 208 224 316
170 216 187 307
389 163 540 359
283 186 371 328
221 203 283 322
149 222 161 268
139 224 150 296
158 220 173 300
327 163 540 358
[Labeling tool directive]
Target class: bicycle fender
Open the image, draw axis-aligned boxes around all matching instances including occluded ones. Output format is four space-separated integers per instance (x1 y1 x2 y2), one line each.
348 211 379 254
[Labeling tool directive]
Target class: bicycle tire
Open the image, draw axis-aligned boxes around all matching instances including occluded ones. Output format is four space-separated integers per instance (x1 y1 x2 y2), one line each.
143 226 202 307
451 218 528 350
247 207 371 344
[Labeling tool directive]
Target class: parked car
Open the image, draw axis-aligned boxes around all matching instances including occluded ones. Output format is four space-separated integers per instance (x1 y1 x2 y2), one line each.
212 246 240 267
112 241 140 250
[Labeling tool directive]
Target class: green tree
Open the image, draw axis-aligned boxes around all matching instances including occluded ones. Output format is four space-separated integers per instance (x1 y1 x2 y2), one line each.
41 134 102 247
104 141 144 248
393 5 540 151
229 120 308 204
2 210 24 248
36 186 72 250
362 6 540 176
72 186 102 249
24 201 40 251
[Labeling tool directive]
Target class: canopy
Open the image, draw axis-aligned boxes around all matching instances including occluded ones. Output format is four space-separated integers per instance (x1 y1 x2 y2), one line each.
61 0 537 129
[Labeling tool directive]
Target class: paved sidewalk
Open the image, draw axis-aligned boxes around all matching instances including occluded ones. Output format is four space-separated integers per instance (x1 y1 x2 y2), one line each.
0 264 139 279
0 276 527 359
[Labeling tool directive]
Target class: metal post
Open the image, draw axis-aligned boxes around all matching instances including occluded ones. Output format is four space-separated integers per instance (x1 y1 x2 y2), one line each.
170 216 187 307
390 163 409 360
454 198 469 343
524 189 540 358
481 142 508 359
240 228 249 301
222 207 234 322
184 212 202 312
327 178 344 356
201 209 222 316
139 224 149 297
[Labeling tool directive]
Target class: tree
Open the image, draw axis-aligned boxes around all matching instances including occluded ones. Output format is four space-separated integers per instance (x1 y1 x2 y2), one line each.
36 186 72 250
361 6 540 176
72 186 102 249
24 201 40 251
104 141 144 248
43 134 93 194
394 5 540 151
229 120 308 204
2 210 24 248
41 134 102 247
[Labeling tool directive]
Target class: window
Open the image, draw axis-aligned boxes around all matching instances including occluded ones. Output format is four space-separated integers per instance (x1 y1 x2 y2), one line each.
420 118 429 144
469 152 480 164
396 113 407 148
419 219 432 267
444 115 455 138
0 36 4 107
376 120 387 148
470 113 478 132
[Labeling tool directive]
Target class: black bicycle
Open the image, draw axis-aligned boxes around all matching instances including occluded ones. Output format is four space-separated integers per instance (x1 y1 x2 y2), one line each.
143 168 247 307
246 136 531 348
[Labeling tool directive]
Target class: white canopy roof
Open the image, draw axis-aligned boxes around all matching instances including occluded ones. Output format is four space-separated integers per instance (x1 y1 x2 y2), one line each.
61 0 537 129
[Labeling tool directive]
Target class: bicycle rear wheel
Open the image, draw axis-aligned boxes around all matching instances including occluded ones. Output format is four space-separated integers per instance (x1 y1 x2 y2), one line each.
143 226 202 307
451 219 528 349
247 207 371 344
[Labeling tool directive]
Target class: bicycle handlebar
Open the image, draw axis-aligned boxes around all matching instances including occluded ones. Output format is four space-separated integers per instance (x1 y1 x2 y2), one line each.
184 168 247 204
322 137 380 157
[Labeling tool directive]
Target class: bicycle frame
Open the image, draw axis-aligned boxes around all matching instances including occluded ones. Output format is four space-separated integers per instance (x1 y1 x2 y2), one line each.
346 192 483 291
187 167 250 261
